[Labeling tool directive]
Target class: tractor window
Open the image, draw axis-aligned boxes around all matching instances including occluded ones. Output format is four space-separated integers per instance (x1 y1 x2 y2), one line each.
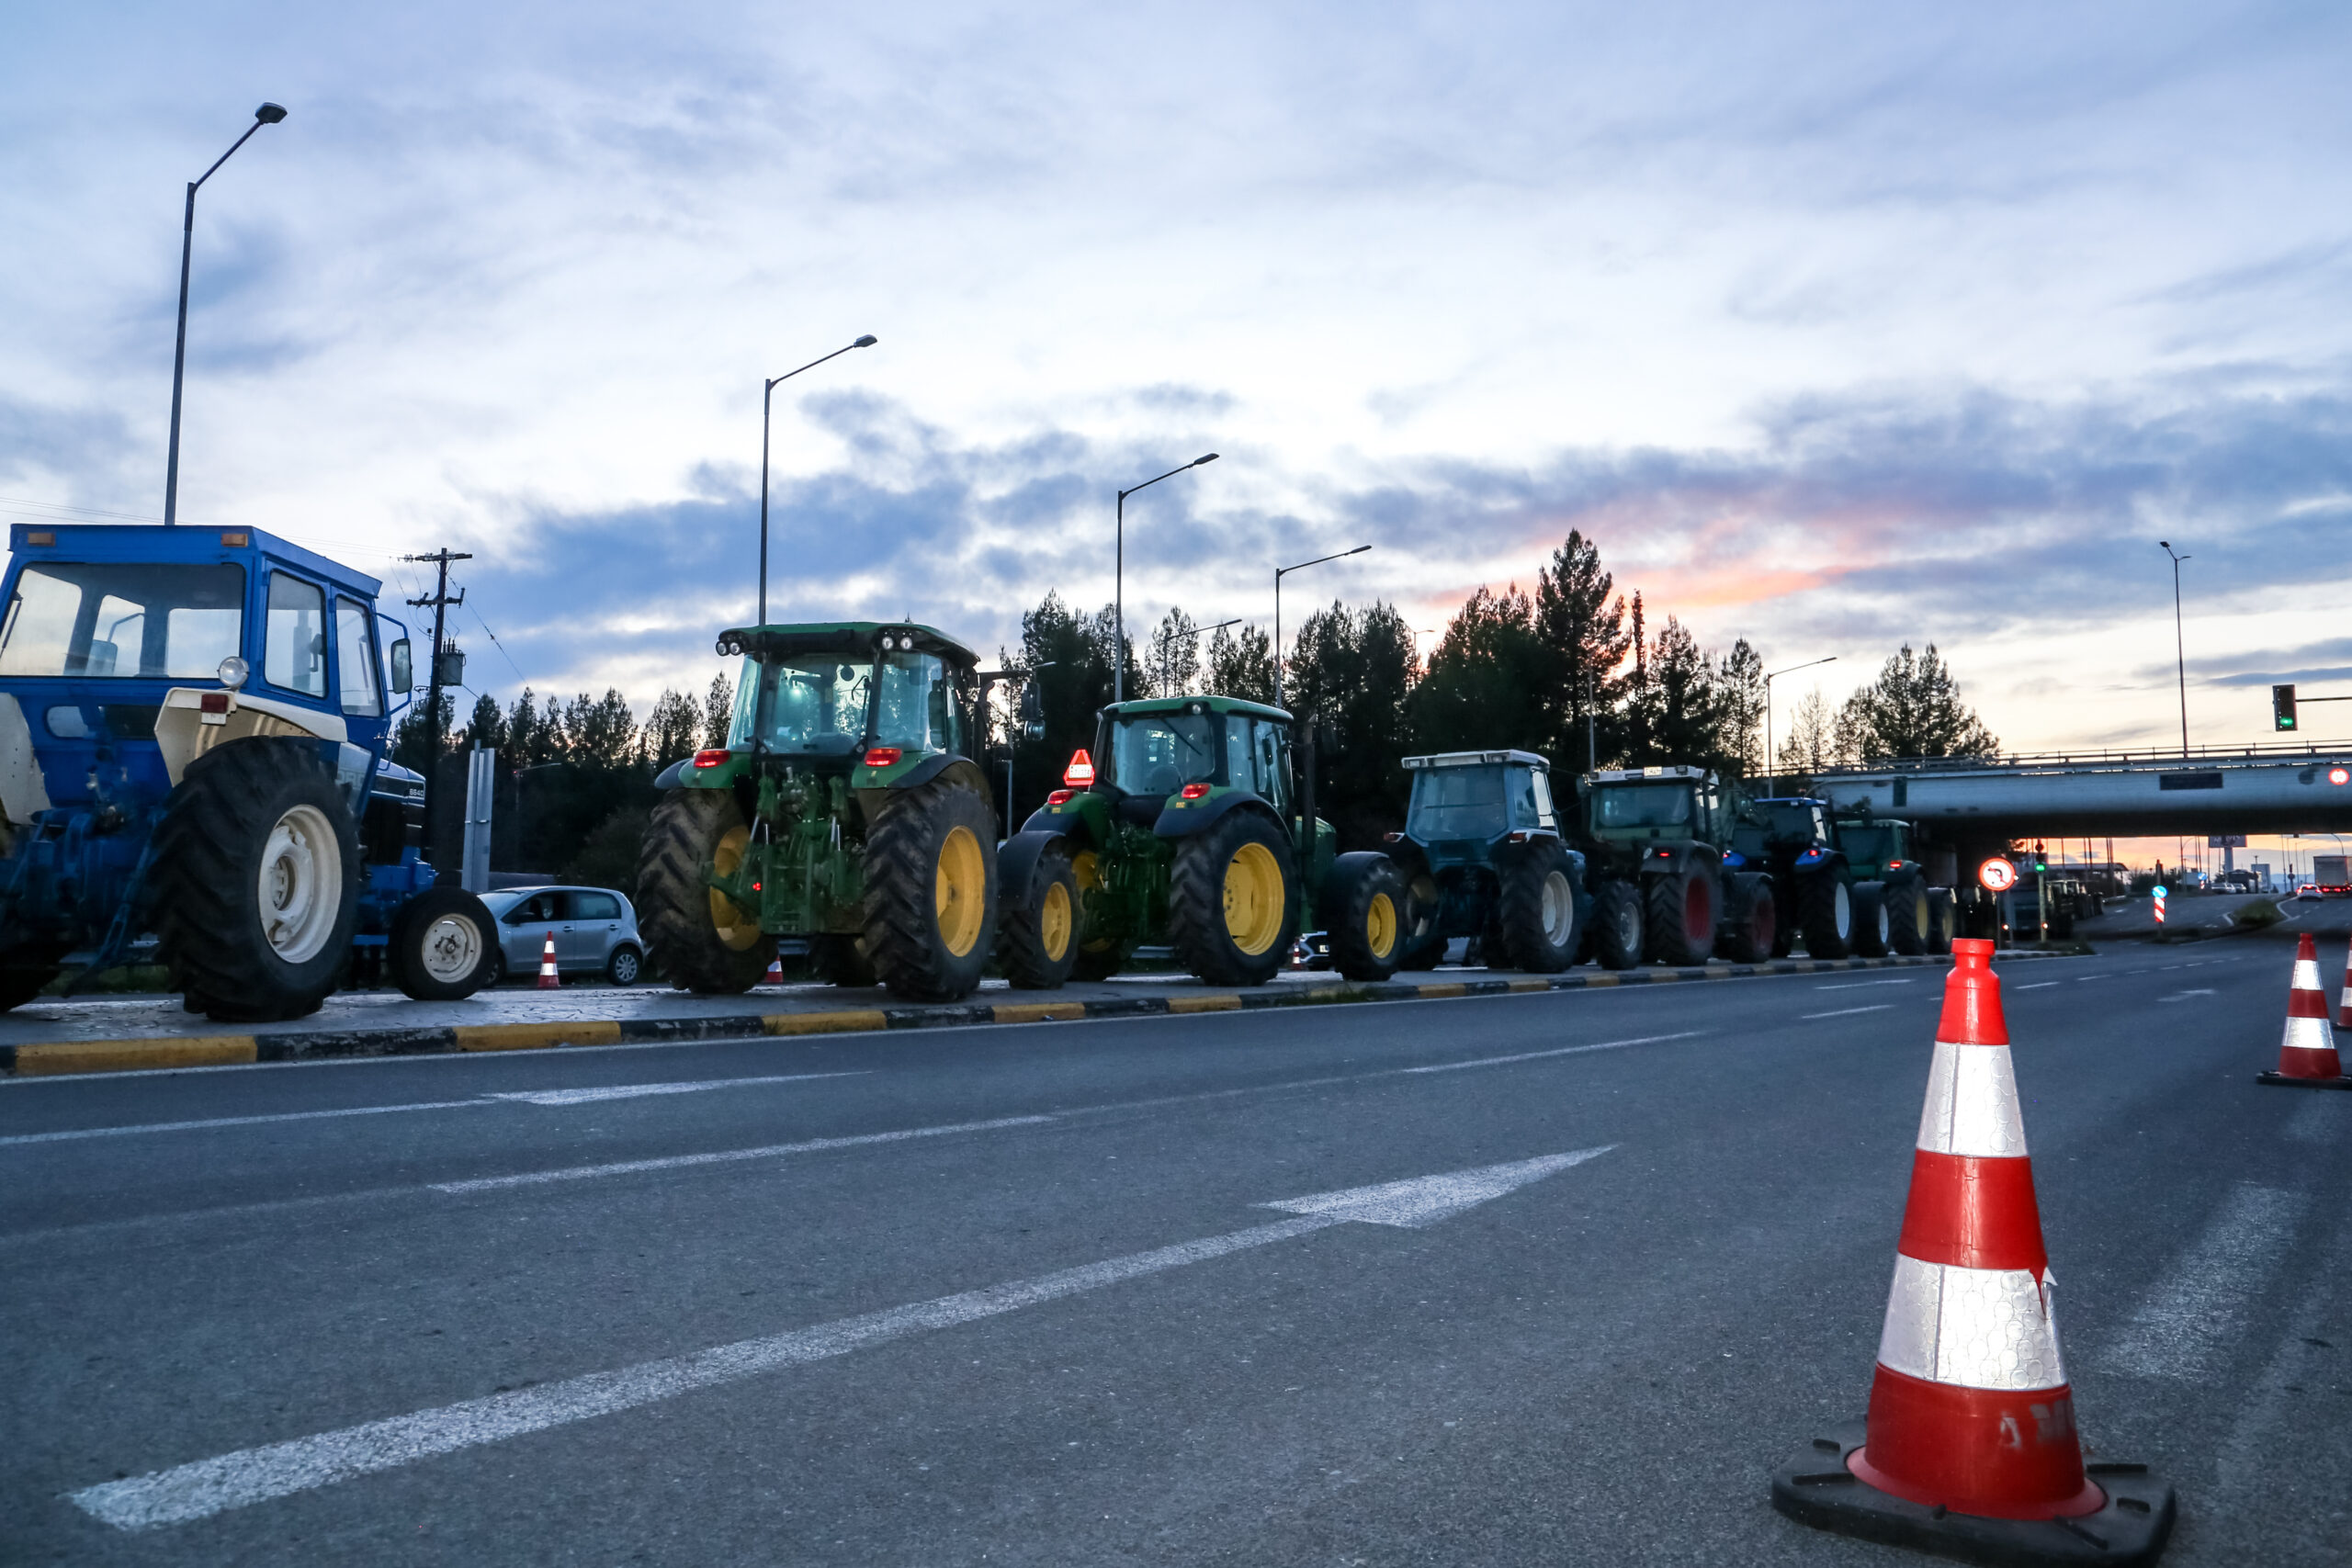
1507 766 1556 829
0 562 243 678
1528 769 1559 829
1254 720 1289 811
1840 824 1900 864
731 656 870 754
1764 803 1826 841
1408 767 1506 840
334 598 380 716
264 572 328 698
874 651 947 750
1110 712 1216 796
1592 784 1694 829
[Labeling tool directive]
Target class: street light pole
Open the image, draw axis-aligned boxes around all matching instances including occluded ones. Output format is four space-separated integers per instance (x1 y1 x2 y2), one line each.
1166 616 1241 698
1762 655 1837 795
1114 454 1219 704
1272 546 1371 709
164 102 287 528
2159 541 2191 755
758 334 877 626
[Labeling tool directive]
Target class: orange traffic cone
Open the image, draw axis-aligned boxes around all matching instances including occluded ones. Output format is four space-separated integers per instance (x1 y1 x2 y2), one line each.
2258 932 2348 1089
536 931 560 990
2336 936 2352 1031
1772 938 2173 1562
762 957 785 986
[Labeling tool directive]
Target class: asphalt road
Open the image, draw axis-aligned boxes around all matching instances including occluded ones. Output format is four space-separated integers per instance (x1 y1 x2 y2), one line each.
4 932 2348 1565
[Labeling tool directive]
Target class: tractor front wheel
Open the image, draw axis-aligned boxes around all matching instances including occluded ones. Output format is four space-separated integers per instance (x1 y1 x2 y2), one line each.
389 886 498 1001
1886 879 1930 956
1719 872 1776 964
1590 881 1645 970
999 840 1080 990
1925 888 1957 954
863 776 998 1001
1644 865 1716 965
1169 810 1299 987
1798 870 1854 958
1498 840 1578 972
1322 852 1406 982
637 788 774 994
152 737 361 1021
1850 881 1893 957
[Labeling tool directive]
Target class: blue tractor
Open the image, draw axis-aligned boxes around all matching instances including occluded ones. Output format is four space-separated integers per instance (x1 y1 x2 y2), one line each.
1383 749 1590 972
0 524 499 1019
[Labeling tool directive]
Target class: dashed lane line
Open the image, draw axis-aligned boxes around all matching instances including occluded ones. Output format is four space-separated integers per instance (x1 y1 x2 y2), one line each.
1800 1005 1895 1020
1397 1032 1702 1074
1812 978 1918 991
429 1115 1061 1194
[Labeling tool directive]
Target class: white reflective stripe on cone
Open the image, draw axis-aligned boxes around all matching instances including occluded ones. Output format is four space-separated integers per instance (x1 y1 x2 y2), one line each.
2282 1014 2335 1053
1915 1039 2030 1158
1878 1255 2066 1392
2291 958 2324 992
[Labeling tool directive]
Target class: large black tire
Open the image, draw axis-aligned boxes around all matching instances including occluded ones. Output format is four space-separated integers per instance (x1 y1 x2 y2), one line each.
999 840 1080 989
0 943 66 1011
637 788 774 994
862 775 998 1001
1498 840 1578 972
151 737 361 1022
1798 869 1854 958
1719 873 1776 964
1925 888 1957 954
1850 880 1893 957
1322 852 1407 982
1169 809 1299 987
1886 878 1929 956
389 886 498 1001
809 934 876 987
1644 864 1717 965
1591 880 1645 970
1395 867 1447 970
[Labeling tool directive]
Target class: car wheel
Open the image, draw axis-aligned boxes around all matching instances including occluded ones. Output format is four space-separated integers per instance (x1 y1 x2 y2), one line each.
605 944 643 986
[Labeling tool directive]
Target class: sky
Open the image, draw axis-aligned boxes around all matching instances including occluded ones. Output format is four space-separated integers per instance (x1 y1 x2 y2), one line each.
5 0 2351 793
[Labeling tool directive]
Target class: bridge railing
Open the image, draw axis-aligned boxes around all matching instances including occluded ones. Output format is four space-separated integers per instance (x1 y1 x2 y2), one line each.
1809 737 2352 775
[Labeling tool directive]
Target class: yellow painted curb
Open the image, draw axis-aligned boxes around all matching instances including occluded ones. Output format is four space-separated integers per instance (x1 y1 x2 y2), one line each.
1416 982 1467 999
12 1036 257 1076
992 1001 1091 1024
1505 978 1550 994
1584 974 1621 987
1167 995 1242 1014
453 1021 625 1053
765 1010 889 1036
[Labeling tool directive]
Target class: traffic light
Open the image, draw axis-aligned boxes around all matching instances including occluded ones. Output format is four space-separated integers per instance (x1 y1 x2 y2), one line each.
2275 682 2299 731
2033 840 2048 872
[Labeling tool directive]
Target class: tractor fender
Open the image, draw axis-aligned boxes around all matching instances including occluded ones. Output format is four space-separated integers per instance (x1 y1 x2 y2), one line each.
1152 789 1276 840
997 829 1070 894
1636 842 1718 884
153 688 348 790
1381 835 1432 879
652 757 688 790
887 752 989 794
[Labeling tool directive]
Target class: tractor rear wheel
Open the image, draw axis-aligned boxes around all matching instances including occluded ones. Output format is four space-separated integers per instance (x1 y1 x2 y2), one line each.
863 776 998 1001
1323 852 1406 982
1719 873 1776 964
1498 840 1578 972
1591 881 1645 970
637 788 775 994
1925 888 1957 954
1886 879 1930 955
153 737 361 1022
999 840 1080 989
1644 865 1716 965
1169 810 1299 987
1850 881 1893 957
389 886 498 1001
1798 870 1854 958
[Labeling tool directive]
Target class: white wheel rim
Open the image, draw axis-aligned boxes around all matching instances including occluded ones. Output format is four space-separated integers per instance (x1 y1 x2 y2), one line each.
1832 882 1851 940
1620 895 1641 947
1540 871 1573 944
416 914 481 983
614 950 639 981
258 804 341 964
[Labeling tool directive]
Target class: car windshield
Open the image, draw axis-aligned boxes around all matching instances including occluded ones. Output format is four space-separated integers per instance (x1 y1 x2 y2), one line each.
1593 783 1695 829
1111 713 1217 795
1408 767 1506 840
729 656 872 754
0 562 244 679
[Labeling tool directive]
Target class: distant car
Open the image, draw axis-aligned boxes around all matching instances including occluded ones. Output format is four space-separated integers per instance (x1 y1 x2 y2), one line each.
481 886 645 985
2298 884 2324 902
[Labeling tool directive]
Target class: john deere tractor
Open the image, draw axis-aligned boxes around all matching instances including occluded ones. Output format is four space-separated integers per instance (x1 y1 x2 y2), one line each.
1384 750 1589 973
637 622 999 1002
1828 810 1954 955
1575 765 1775 966
1001 694 1404 987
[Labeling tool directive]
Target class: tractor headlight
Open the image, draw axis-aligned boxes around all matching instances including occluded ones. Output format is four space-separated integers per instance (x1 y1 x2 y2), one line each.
217 656 249 690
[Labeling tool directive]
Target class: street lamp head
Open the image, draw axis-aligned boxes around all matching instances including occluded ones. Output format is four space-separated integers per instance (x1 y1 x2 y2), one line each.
254 103 288 124
1194 453 1219 466
1346 544 1370 556
853 334 877 348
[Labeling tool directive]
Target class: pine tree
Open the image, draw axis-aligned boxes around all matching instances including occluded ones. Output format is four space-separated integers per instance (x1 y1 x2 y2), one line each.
1206 623 1278 705
1531 530 1634 769
1406 585 1547 757
703 672 734 749
1147 607 1202 697
1714 638 1764 777
1834 644 1999 761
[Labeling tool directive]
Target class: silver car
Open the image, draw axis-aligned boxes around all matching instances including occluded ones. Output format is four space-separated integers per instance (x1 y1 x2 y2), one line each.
481 886 645 985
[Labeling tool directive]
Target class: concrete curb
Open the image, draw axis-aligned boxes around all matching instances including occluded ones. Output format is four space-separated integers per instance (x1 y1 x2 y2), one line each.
1 950 2060 1080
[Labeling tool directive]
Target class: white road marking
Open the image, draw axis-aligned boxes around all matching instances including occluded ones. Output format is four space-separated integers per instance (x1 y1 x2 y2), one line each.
1398 1032 1701 1074
483 1072 863 1106
69 1149 1612 1529
1812 978 1917 991
430 1115 1059 1193
2106 1185 2312 1382
2157 989 2217 1002
1800 1005 1894 1020
2014 981 2060 990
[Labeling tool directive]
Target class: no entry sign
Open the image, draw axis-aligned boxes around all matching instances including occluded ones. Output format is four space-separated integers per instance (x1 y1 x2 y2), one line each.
1978 858 2018 893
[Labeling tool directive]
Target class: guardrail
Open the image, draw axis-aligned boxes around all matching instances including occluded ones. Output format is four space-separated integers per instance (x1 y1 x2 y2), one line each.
1812 739 2352 774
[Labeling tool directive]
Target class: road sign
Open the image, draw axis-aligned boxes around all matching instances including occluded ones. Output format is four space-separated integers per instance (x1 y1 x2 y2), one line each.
1978 858 2017 892
2207 834 2247 849
2154 884 2168 924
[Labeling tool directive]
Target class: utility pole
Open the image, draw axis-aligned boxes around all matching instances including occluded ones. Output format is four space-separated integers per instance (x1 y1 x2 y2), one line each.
404 549 472 862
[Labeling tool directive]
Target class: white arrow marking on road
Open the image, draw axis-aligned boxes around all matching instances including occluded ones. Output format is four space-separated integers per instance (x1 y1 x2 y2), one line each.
67 1147 1611 1530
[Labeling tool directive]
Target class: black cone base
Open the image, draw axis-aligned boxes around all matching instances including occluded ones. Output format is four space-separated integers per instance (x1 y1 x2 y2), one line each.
1770 1420 2175 1567
2256 1071 2352 1090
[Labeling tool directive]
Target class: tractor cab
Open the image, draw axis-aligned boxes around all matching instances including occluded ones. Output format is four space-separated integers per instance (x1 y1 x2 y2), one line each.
1398 750 1561 866
1728 796 1837 868
1047 694 1293 831
1582 765 1733 851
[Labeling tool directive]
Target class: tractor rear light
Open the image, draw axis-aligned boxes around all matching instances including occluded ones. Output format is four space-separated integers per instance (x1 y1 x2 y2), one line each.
1064 749 1096 786
1508 830 1530 843
751 881 762 892
1180 783 1210 800
693 749 730 769
1652 847 1672 858
863 747 902 767
1888 859 1905 869
198 692 231 715
1046 789 1075 806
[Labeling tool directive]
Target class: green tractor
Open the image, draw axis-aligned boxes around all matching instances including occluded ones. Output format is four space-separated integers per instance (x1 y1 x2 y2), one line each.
636 622 999 1001
1575 765 1776 966
1001 694 1405 987
1828 810 1956 955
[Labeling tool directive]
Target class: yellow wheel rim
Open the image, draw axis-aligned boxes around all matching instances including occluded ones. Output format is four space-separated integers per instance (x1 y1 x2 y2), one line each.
1071 850 1102 890
1039 879 1072 962
935 825 987 958
1222 840 1285 956
1365 890 1396 959
708 825 761 952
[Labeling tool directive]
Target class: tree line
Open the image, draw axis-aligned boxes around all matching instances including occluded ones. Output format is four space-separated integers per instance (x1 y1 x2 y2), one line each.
398 527 2000 893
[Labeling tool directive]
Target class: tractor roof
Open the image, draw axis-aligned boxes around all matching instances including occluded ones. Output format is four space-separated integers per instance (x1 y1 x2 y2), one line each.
719 621 980 668
1588 765 1714 784
6 522 384 598
1103 694 1292 723
1403 750 1550 771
